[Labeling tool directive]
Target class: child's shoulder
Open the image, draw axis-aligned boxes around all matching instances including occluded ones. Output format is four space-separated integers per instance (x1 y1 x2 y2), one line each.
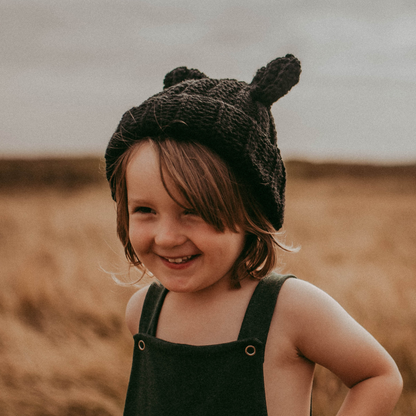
275 277 353 338
125 284 152 336
278 277 343 314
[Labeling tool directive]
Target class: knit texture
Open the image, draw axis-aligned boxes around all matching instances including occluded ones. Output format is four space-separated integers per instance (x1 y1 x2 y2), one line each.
105 54 301 230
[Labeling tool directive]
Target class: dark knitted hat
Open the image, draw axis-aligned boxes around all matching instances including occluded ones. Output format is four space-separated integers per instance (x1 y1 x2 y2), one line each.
105 54 301 230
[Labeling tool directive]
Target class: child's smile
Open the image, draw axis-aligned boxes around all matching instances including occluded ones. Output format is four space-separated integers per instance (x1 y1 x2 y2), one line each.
160 254 199 267
126 141 246 294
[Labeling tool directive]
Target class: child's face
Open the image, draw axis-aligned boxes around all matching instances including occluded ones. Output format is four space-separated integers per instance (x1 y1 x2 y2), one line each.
126 141 246 293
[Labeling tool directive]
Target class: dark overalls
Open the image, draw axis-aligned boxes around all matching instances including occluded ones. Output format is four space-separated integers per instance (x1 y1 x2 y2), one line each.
123 273 309 416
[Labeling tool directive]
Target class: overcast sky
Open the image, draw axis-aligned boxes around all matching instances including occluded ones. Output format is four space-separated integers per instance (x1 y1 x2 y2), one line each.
1 0 416 162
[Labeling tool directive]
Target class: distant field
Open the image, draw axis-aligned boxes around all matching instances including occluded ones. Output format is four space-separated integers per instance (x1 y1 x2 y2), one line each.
0 157 106 190
1 156 415 190
0 157 415 415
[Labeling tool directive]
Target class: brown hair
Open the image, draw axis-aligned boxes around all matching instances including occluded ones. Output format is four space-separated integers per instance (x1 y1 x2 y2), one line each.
110 137 292 288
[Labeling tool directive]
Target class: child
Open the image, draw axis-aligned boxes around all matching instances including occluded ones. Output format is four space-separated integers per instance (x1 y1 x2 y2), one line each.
105 55 402 415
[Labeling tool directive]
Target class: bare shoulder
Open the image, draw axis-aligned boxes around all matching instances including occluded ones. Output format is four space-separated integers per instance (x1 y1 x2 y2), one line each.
125 284 151 336
279 277 337 303
275 277 368 347
272 278 346 345
277 277 346 318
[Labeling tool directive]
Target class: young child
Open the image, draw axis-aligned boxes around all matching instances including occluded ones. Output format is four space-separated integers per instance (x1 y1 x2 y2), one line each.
105 55 402 415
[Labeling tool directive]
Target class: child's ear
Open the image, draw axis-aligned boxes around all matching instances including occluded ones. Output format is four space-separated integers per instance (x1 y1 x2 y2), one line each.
250 54 301 107
163 67 208 89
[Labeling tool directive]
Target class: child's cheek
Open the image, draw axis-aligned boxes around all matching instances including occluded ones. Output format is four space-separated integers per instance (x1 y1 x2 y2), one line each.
129 223 147 250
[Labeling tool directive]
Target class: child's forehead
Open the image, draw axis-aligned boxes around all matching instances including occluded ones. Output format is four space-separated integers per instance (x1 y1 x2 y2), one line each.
129 140 156 160
126 142 184 203
127 142 160 180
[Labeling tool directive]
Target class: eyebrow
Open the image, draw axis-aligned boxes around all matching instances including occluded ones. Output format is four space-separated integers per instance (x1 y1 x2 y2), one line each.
127 198 149 207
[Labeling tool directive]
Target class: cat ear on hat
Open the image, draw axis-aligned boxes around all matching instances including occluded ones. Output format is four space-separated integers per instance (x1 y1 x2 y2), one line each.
250 54 301 107
163 66 208 89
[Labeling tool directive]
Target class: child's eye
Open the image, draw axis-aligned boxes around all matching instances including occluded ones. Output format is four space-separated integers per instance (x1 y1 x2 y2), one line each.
134 207 155 214
183 208 199 216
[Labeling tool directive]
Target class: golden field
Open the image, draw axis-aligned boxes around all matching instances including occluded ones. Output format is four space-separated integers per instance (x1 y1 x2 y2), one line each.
0 158 415 415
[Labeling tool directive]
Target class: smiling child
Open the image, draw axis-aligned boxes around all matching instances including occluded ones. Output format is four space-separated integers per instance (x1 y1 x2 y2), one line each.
105 54 402 416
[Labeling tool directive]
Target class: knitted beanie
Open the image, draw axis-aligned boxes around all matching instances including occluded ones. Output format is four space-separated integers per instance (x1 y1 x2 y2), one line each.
105 54 301 231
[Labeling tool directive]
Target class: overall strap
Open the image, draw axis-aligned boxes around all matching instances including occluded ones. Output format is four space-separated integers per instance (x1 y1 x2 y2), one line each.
138 282 168 335
238 273 295 344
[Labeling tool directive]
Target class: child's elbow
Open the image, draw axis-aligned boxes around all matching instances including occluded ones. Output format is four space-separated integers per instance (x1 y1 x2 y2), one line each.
392 367 403 397
385 361 403 401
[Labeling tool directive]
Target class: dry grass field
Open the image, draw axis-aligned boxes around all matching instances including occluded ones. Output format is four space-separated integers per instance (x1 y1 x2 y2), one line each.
0 158 415 415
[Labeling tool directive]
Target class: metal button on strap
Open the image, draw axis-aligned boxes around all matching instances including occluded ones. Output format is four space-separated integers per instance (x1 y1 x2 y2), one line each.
138 340 145 350
245 345 256 356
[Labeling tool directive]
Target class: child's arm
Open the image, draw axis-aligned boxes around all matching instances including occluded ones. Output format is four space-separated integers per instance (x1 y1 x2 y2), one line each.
281 279 403 416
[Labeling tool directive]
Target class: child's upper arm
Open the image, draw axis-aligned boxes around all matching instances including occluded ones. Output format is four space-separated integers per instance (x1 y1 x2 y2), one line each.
125 285 151 336
279 279 398 388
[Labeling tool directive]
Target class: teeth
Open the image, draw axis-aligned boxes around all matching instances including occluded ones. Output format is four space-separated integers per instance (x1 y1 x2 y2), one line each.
166 256 192 264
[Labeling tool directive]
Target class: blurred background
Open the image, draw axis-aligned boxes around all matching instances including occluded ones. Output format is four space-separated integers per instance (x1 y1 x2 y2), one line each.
1 0 415 415
2 0 416 162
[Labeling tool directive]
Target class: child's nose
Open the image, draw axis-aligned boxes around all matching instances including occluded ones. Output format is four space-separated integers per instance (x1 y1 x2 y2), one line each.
154 218 187 248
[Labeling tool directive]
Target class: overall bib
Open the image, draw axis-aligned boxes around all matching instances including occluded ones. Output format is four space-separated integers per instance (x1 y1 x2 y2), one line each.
123 273 305 416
